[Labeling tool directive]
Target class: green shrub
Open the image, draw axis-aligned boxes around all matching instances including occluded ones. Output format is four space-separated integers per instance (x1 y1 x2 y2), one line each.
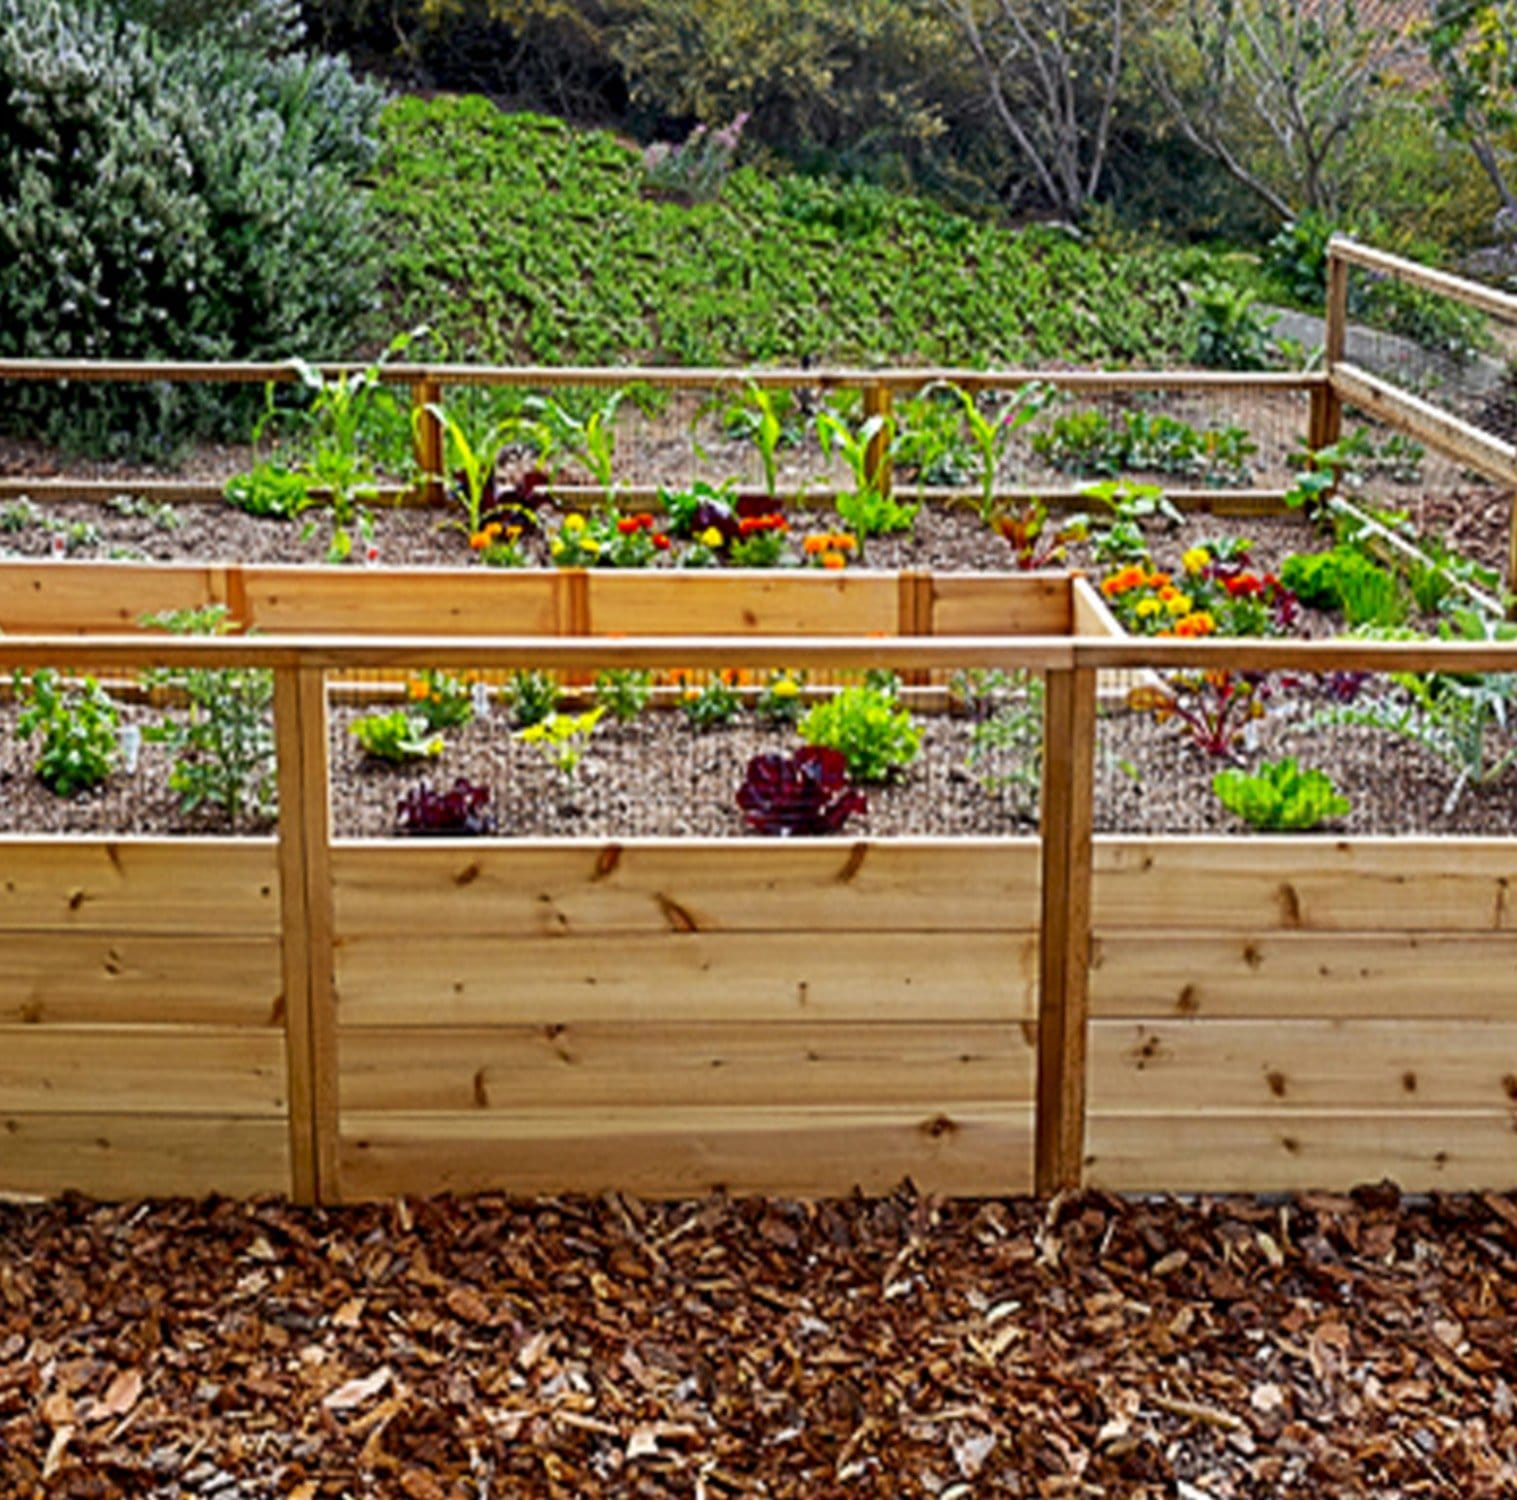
798 685 921 783
0 0 382 456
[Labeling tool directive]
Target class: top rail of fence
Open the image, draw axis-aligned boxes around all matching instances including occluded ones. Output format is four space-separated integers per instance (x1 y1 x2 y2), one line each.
2 632 1515 676
1328 236 1517 326
0 358 1324 393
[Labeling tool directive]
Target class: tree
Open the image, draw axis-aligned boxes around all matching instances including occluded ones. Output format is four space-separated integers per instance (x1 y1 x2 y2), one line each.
1141 0 1405 222
930 0 1126 220
1426 1 1517 219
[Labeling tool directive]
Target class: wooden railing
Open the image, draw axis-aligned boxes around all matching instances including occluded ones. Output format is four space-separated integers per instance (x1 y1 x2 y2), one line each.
0 356 1321 512
1324 236 1517 601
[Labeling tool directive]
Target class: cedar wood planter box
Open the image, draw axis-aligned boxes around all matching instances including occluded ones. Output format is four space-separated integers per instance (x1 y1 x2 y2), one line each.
1 563 1515 1204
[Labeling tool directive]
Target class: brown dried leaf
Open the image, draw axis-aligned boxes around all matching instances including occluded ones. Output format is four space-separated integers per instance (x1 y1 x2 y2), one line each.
323 1365 393 1412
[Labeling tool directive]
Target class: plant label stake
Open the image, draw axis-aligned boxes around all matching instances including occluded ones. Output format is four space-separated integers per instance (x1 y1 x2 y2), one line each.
50 534 66 558
472 680 493 719
121 724 142 774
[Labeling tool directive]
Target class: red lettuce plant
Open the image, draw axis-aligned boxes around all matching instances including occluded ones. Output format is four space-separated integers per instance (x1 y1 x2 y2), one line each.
397 777 496 835
736 748 866 836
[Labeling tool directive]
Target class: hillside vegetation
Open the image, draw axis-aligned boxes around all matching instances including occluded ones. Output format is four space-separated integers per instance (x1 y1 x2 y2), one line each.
374 95 1191 369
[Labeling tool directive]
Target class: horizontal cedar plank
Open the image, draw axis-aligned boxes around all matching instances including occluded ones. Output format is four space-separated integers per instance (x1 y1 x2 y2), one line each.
0 839 279 935
0 562 220 634
1091 933 1517 1020
335 932 1035 1026
239 567 559 635
1085 1111 1517 1194
339 1022 1033 1112
1094 838 1516 932
0 1115 289 1198
1089 1020 1517 1113
0 934 282 1026
0 1027 287 1115
930 573 1070 636
331 839 1042 937
586 572 899 636
338 1105 1032 1199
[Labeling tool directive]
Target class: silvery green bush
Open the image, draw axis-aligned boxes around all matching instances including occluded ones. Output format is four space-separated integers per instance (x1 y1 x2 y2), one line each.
0 0 383 455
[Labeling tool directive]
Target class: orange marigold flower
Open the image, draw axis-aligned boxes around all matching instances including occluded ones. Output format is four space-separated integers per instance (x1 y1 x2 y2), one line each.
803 535 827 555
406 678 429 700
821 552 846 570
1175 611 1216 637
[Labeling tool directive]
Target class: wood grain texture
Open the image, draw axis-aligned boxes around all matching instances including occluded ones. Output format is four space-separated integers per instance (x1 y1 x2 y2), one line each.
0 839 279 934
0 1115 289 1198
586 571 899 636
930 573 1070 636
0 1027 287 1114
338 1105 1033 1200
340 1023 1033 1112
1093 838 1516 933
1085 1111 1517 1194
239 567 560 635
1089 1019 1517 1113
1035 667 1097 1193
335 931 1036 1027
0 562 219 633
0 934 281 1026
1091 933 1517 1020
331 839 1043 938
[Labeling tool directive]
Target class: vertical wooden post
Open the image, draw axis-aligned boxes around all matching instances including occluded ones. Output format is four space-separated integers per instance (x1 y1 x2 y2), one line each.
863 381 893 500
896 570 933 687
1035 664 1097 1195
1311 248 1349 454
412 378 444 507
273 662 337 1205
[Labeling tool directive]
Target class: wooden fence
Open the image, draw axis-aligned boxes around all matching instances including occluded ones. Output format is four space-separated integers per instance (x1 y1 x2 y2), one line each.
2 604 1516 1203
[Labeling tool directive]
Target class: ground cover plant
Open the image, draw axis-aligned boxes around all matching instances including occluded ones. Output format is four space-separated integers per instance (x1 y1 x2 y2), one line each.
372 98 1193 368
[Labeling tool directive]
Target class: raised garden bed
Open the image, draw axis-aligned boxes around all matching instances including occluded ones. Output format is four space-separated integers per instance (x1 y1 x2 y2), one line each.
0 571 1514 1207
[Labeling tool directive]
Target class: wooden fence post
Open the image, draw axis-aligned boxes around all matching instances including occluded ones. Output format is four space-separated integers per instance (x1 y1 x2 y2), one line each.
863 381 894 500
412 378 444 507
1310 248 1349 454
1035 664 1097 1195
273 663 337 1205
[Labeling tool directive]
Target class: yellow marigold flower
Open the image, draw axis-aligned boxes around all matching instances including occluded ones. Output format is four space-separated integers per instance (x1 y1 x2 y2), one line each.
698 526 724 548
1134 597 1162 619
563 513 586 532
550 538 565 556
1181 546 1210 574
1164 592 1193 616
581 536 600 552
771 676 799 697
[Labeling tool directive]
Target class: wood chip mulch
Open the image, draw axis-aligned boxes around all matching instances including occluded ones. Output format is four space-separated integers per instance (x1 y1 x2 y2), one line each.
4 1186 1517 1496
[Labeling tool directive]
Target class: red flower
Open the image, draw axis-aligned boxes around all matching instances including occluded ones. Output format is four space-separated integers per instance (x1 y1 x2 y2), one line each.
652 533 671 551
616 516 641 535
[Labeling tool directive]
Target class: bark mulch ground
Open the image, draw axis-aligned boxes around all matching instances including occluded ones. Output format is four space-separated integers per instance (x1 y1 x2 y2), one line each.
3 1187 1517 1497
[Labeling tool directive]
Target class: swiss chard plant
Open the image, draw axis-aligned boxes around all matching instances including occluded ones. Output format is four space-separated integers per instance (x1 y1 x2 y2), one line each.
736 747 866 836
